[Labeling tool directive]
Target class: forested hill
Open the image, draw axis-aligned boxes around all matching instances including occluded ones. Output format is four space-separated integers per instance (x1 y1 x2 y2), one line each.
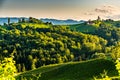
0 17 108 72
68 19 120 45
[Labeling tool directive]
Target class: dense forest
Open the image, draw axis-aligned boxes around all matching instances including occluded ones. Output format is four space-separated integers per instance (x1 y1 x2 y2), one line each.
0 17 120 79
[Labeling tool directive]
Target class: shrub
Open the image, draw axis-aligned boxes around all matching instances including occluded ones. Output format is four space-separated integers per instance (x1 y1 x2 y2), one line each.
0 57 17 80
93 70 111 80
91 53 106 59
115 59 120 77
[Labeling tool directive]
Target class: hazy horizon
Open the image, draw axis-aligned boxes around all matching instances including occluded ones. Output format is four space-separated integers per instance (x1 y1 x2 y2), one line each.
1 0 120 20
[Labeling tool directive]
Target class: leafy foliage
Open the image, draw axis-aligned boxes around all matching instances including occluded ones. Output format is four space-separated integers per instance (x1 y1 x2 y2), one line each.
111 46 120 60
0 57 17 80
91 53 106 59
115 59 120 77
94 70 111 80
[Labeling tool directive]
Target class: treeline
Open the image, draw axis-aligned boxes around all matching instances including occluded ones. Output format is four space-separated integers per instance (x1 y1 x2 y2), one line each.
0 18 108 72
95 21 120 45
77 18 120 46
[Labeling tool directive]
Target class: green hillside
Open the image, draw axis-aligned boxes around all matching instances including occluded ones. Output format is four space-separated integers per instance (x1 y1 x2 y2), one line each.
0 17 120 80
69 23 98 33
68 20 120 45
68 19 120 34
0 17 109 72
16 59 118 80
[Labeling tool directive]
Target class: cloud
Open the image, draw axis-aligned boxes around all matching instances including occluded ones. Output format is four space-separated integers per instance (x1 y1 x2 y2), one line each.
94 5 119 14
106 15 120 20
84 12 94 15
95 8 110 14
83 5 120 20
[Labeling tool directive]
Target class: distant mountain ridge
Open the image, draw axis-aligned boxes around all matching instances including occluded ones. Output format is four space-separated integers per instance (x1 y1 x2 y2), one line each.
0 17 18 25
40 18 85 25
0 17 85 25
0 17 27 25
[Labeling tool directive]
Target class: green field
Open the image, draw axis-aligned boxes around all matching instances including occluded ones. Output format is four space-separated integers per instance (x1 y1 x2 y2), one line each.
16 59 118 80
68 23 98 33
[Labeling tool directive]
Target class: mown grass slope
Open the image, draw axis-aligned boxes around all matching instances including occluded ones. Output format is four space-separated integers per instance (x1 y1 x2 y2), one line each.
16 59 118 80
68 23 98 33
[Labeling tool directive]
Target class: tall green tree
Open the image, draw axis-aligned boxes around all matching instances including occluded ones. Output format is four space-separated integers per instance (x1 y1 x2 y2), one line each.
8 18 10 25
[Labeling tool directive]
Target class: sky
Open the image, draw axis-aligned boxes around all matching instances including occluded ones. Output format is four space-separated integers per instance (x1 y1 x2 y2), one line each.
0 0 120 20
